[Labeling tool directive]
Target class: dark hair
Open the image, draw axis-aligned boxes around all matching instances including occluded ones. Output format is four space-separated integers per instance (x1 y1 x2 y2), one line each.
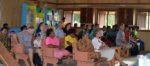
20 25 27 31
1 27 8 31
125 25 129 28
36 22 44 33
68 28 75 35
64 23 71 29
107 26 111 30
78 31 89 40
28 26 34 29
62 17 65 21
81 24 85 28
46 29 53 37
3 23 8 28
74 23 78 28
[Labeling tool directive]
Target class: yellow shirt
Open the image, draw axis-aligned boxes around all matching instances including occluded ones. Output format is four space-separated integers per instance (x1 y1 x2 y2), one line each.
64 35 76 48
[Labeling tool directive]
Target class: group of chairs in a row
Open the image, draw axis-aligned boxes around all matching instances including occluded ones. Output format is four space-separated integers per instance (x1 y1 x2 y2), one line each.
10 33 129 66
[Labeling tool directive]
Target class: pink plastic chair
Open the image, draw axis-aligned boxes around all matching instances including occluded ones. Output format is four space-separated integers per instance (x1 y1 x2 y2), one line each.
41 40 58 66
73 42 96 66
73 42 115 66
11 34 30 66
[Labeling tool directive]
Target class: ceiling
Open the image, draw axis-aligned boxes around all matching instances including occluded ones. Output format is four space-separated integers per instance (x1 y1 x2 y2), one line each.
26 0 150 8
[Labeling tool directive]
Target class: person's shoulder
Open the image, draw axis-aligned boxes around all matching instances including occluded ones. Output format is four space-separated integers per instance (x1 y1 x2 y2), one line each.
92 37 97 41
16 31 22 35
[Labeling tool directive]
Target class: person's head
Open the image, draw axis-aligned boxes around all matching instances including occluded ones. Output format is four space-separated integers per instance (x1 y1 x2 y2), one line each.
119 24 125 31
2 23 9 28
81 24 86 29
106 26 111 31
1 28 8 34
37 22 45 31
20 25 27 31
125 25 129 31
68 28 76 37
61 17 65 22
131 26 135 31
95 24 99 29
88 25 92 30
94 30 103 38
91 25 95 29
74 23 78 28
78 31 89 40
82 31 89 39
102 26 106 31
46 29 55 38
65 23 71 30
134 26 139 31
27 26 34 34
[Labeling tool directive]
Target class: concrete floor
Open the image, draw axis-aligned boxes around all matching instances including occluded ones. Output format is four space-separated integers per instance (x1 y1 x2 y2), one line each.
0 56 137 66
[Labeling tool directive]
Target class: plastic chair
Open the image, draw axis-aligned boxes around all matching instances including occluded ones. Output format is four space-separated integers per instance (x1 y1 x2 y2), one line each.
73 42 116 66
41 40 58 66
73 45 95 66
11 34 30 66
115 47 122 58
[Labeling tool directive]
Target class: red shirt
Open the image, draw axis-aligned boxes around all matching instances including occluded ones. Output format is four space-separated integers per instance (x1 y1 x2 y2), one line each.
125 31 130 41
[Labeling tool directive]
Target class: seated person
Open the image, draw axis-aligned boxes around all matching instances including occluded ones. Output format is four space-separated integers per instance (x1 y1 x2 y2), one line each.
65 29 77 53
33 36 42 61
116 24 127 46
116 24 131 57
45 29 71 64
54 22 65 48
17 26 35 66
0 27 9 49
77 31 106 66
130 36 144 53
92 30 127 66
124 25 130 42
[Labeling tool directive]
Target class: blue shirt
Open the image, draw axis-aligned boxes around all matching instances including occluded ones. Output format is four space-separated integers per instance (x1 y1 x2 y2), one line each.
54 28 65 38
116 30 125 46
17 31 32 47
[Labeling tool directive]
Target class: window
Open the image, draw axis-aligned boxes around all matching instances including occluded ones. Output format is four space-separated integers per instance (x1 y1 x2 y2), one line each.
136 12 150 30
64 11 81 27
98 11 116 28
72 11 80 27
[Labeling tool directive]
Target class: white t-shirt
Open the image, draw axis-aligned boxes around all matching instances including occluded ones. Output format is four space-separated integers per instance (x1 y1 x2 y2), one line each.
33 37 42 48
92 37 103 52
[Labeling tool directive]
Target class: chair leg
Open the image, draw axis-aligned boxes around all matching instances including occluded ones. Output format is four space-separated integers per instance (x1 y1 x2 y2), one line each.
108 61 112 66
53 64 57 66
24 59 30 66
43 62 47 66
16 59 20 66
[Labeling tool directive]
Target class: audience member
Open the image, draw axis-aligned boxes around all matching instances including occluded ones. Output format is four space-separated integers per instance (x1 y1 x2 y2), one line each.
45 29 71 64
116 24 126 46
0 27 10 49
125 25 130 42
55 22 65 47
65 29 77 53
17 26 35 66
92 30 127 66
63 23 72 36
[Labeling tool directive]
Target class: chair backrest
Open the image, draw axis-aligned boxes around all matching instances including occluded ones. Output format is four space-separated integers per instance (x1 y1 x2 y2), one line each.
73 42 84 60
0 42 19 66
73 42 93 61
41 39 55 57
11 33 24 54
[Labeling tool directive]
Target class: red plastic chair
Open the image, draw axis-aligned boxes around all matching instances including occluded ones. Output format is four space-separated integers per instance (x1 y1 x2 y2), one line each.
11 34 30 66
41 39 58 66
